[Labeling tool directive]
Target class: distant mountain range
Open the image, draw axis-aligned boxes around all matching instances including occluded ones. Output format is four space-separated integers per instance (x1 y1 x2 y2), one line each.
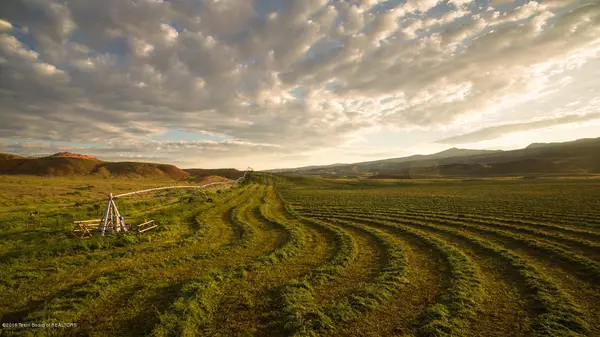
267 138 600 178
0 152 242 180
2 137 599 179
266 148 500 174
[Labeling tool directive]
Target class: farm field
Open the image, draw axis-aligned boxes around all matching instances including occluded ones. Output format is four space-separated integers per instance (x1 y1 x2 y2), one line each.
1 174 600 336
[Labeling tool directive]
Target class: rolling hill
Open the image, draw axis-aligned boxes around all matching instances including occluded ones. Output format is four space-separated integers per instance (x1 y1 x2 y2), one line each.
0 153 25 160
0 152 191 179
272 137 600 178
185 168 244 181
269 148 501 175
3 137 599 179
267 149 499 174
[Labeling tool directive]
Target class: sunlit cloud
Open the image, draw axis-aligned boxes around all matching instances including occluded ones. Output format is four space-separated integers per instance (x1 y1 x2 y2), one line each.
436 112 600 145
1 0 599 169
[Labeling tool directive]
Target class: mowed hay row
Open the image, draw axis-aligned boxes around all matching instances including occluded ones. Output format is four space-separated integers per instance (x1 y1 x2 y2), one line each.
0 185 252 326
301 212 482 337
307 205 600 246
288 216 410 335
88 185 272 336
1 174 600 336
301 207 600 268
326 223 449 337
8 185 258 336
475 208 600 230
150 183 340 336
197 186 340 336
314 209 600 284
407 209 600 240
388 210 600 263
278 177 600 336
303 210 594 337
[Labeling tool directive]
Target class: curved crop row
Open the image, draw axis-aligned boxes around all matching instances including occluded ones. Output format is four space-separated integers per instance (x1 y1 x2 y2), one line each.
304 213 481 337
302 205 600 242
470 208 600 230
0 194 222 264
303 208 600 283
15 186 258 335
407 209 600 241
272 207 359 335
307 211 589 337
0 186 256 332
402 210 600 256
151 184 319 336
253 186 308 265
384 211 600 282
283 215 409 335
302 206 600 258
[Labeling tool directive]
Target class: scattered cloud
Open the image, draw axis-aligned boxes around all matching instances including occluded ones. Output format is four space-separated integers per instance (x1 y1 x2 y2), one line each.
1 0 599 168
436 112 600 144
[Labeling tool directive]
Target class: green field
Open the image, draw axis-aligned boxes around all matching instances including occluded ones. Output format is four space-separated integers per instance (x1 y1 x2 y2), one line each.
1 174 599 336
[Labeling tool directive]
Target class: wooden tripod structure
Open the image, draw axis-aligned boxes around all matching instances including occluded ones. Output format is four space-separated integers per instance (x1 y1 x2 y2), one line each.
98 193 128 236
79 167 253 237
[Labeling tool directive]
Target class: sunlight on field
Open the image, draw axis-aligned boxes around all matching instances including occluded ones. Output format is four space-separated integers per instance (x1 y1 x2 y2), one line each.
0 174 599 336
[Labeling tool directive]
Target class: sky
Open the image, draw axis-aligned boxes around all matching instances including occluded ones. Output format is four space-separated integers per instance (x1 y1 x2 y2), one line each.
1 0 599 170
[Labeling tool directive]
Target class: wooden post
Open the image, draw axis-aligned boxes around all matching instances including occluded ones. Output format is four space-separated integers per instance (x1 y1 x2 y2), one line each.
98 192 132 235
111 199 127 232
72 220 100 239
99 193 113 236
108 199 114 232
136 220 157 234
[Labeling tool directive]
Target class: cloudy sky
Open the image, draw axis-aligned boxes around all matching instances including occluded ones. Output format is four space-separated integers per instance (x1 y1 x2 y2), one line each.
1 0 599 169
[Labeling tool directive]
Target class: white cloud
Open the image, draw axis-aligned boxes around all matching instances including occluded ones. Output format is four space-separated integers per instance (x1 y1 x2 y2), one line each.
436 112 600 144
0 0 598 167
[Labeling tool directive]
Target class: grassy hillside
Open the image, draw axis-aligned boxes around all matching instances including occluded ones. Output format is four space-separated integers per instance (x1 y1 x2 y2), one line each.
96 162 189 179
9 157 102 176
280 137 600 178
0 153 25 160
270 148 500 174
0 153 191 180
185 168 243 180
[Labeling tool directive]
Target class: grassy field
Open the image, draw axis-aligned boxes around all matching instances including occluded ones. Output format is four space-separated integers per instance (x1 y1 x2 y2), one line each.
0 174 599 336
